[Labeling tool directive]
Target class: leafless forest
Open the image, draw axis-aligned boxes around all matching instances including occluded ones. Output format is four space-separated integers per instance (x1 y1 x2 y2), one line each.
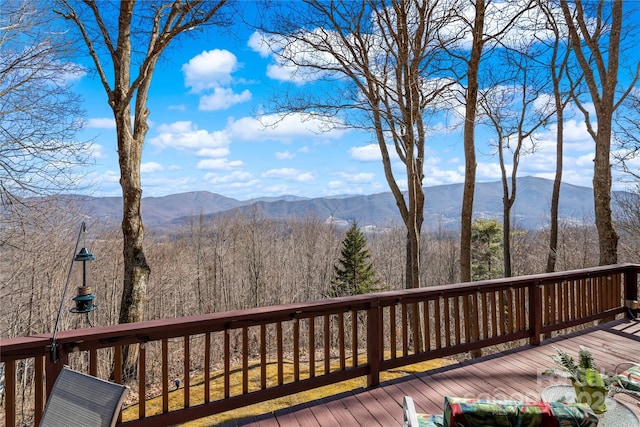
2 196 640 427
2 197 638 343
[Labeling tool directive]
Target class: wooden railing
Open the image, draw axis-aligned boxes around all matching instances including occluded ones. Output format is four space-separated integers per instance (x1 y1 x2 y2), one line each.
2 263 639 426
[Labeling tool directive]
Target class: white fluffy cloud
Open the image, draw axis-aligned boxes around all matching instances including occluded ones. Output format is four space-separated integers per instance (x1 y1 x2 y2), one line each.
204 170 254 184
562 119 594 149
338 172 375 182
349 144 408 163
182 49 238 92
197 158 244 170
276 150 296 160
149 121 229 150
147 113 348 187
350 145 381 161
182 49 252 111
196 147 230 158
86 117 116 129
88 143 106 159
249 30 332 83
266 63 304 83
262 168 315 182
141 162 164 173
199 88 252 111
248 29 345 84
247 31 273 58
227 113 348 142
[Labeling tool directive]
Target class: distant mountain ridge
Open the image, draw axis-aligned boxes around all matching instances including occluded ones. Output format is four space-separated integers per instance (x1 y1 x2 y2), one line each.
63 177 620 230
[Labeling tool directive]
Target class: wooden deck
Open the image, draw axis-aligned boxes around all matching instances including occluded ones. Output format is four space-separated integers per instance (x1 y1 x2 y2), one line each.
231 319 640 426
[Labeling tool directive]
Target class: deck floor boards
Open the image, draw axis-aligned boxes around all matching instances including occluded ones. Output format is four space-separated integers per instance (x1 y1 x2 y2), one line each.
233 319 640 426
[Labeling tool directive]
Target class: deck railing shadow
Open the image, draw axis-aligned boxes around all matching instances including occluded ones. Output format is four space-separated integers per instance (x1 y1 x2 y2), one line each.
2 263 639 426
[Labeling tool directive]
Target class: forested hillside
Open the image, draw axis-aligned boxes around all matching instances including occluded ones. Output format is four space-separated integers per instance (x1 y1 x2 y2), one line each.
3 199 639 342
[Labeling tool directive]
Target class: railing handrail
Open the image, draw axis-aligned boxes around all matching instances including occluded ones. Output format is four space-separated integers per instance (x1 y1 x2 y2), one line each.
5 263 638 361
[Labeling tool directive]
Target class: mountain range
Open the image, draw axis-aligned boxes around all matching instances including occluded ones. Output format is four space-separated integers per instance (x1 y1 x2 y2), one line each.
64 176 625 231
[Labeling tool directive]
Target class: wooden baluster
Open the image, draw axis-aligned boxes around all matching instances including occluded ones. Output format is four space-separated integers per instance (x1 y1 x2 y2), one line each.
550 283 557 327
472 291 480 342
293 319 300 381
352 309 358 367
530 282 542 346
423 300 431 351
162 339 169 413
462 294 470 344
309 317 315 378
444 297 451 346
490 291 498 338
553 282 560 324
413 302 421 353
324 314 330 375
204 333 211 403
184 336 190 407
456 295 463 344
389 305 396 358
339 312 346 370
580 278 588 318
498 291 506 336
434 297 442 349
277 321 284 386
34 356 45 426
224 332 230 398
242 327 248 394
402 303 408 356
139 343 146 418
507 288 514 334
261 324 267 390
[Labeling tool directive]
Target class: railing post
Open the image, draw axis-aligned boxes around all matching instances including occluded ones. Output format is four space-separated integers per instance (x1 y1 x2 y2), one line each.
6 360 16 427
367 299 381 387
45 344 68 397
34 355 45 426
625 266 639 319
530 281 542 346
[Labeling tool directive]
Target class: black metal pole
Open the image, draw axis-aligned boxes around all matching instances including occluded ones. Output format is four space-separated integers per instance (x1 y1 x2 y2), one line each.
50 222 86 362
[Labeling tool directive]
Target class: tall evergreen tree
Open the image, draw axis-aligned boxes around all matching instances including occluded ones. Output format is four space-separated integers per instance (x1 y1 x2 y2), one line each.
330 223 380 297
471 218 504 281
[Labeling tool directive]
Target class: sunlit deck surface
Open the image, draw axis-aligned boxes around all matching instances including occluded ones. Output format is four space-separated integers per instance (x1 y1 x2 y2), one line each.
229 319 640 426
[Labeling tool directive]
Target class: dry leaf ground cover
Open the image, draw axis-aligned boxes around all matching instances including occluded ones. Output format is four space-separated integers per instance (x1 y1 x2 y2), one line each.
121 354 454 426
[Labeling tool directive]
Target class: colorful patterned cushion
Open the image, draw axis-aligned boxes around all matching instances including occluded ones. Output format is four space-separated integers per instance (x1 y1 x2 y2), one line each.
619 364 640 393
547 401 600 426
442 396 597 427
416 413 444 427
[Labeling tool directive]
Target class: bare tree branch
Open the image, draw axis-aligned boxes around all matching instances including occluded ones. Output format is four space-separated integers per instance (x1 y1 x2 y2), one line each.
0 0 89 204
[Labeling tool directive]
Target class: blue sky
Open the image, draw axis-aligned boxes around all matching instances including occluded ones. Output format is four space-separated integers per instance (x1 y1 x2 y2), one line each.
72 3 638 201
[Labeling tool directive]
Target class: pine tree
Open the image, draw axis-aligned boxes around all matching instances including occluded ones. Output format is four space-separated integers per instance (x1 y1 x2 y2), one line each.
471 218 504 280
330 223 380 297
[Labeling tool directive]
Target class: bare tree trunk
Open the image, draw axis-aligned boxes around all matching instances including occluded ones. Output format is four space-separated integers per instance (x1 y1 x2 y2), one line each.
502 182 513 278
115 111 150 378
592 5 620 266
546 112 563 273
593 118 619 265
460 0 485 283
538 0 575 273
59 0 230 380
111 4 151 379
